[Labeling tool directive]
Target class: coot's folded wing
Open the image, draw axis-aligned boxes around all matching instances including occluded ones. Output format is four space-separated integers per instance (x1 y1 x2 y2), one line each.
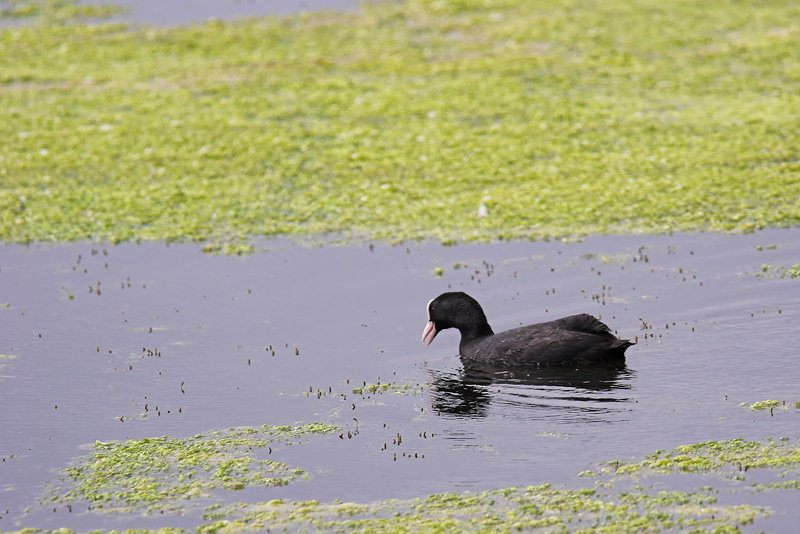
546 314 613 336
470 320 627 366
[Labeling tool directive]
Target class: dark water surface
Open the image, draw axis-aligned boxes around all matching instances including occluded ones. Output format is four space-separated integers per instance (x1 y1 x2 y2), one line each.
1 229 799 531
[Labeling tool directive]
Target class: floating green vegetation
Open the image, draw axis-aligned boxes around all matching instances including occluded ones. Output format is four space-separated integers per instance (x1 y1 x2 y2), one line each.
0 0 124 24
759 264 800 279
594 438 800 480
739 400 800 413
740 399 781 411
8 529 185 534
2 0 800 248
45 423 339 514
0 353 18 372
196 484 763 532
351 382 424 396
200 239 255 256
21 436 800 532
752 480 800 492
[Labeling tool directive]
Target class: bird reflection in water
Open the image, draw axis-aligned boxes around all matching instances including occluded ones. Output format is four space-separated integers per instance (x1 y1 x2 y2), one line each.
428 360 634 420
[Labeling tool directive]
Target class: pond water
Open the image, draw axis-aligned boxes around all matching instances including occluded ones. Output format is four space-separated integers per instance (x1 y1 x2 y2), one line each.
1 229 799 531
84 0 376 26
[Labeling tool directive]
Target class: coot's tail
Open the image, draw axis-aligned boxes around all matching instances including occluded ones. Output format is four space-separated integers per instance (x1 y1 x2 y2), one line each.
609 338 634 358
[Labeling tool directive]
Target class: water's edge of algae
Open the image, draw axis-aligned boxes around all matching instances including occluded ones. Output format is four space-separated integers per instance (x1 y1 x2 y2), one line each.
193 437 800 532
588 437 800 481
2 0 800 249
18 432 800 532
39 423 341 515
193 485 764 533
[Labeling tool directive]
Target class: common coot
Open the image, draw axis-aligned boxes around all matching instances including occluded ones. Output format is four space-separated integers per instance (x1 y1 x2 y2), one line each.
421 292 633 366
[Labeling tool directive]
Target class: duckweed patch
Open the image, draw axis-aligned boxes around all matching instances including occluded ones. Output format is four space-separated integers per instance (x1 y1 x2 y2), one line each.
739 400 787 411
759 264 800 279
196 484 764 532
22 434 800 531
199 240 255 256
8 529 185 534
45 423 339 514
0 0 124 24
751 480 800 492
3 0 800 247
351 382 424 396
738 399 800 415
596 438 800 480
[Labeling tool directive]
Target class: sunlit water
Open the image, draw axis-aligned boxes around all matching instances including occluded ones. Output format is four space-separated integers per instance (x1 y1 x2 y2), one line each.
1 229 799 530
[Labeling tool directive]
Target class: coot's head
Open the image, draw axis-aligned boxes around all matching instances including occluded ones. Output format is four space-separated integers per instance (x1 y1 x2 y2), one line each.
421 292 492 345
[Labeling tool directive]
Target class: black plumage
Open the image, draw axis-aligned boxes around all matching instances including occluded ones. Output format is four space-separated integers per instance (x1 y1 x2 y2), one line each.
422 292 633 366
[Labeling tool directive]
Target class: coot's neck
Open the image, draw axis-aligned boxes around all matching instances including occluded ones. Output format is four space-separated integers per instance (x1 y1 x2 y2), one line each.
456 322 494 342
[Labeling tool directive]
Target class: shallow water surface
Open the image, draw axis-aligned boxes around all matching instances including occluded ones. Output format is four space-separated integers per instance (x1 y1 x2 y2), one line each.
1 229 799 531
86 0 375 25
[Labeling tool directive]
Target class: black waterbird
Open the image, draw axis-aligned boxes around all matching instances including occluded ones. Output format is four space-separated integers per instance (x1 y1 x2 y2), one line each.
422 292 633 366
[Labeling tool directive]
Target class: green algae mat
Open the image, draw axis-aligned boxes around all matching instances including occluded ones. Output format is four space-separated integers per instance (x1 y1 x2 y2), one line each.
2 0 800 246
21 432 800 532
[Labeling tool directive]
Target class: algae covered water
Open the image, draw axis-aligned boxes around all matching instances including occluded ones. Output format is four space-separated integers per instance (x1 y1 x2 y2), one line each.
1 229 799 531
